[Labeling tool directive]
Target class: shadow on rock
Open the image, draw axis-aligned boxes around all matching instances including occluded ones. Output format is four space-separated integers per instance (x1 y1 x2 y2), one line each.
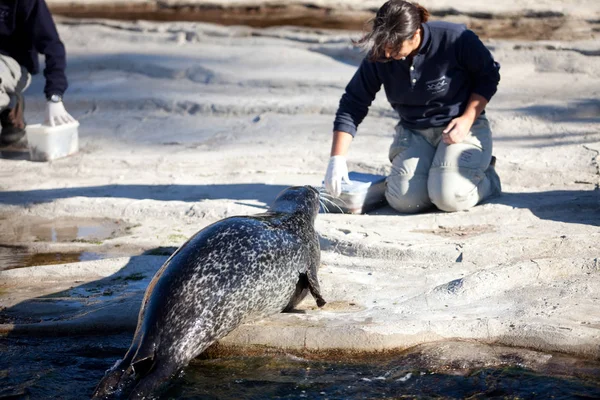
487 189 600 226
0 255 167 334
513 98 600 125
0 252 175 398
0 183 291 206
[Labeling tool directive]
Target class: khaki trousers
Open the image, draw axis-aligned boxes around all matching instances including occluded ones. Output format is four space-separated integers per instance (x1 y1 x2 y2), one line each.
385 115 498 213
0 54 31 111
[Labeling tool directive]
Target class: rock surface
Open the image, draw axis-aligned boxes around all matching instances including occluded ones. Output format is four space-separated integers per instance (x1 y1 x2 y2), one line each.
0 5 599 360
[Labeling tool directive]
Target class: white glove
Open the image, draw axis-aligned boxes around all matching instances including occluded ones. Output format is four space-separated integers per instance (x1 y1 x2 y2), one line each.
46 101 76 127
324 155 350 197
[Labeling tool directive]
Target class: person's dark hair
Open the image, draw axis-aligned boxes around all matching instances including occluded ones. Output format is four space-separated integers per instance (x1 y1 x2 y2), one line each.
355 0 430 62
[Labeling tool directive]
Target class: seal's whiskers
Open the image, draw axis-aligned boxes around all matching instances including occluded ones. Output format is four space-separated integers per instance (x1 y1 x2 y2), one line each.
319 198 330 213
319 194 345 214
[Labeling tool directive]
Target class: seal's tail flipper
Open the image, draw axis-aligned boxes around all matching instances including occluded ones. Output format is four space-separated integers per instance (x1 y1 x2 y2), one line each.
91 361 135 400
131 352 156 378
128 361 179 400
92 339 141 399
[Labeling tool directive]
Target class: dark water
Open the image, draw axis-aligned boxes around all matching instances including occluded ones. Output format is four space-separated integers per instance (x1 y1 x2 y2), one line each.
0 247 107 270
1 335 600 400
0 217 126 271
0 217 119 244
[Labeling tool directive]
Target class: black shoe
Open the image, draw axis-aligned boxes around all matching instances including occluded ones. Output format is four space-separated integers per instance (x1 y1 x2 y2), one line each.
0 93 26 146
486 156 502 197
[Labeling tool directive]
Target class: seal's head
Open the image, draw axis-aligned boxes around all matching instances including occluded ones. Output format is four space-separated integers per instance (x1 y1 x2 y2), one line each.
269 185 320 222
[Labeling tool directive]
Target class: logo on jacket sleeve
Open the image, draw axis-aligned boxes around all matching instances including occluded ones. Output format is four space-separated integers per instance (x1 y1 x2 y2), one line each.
426 76 449 95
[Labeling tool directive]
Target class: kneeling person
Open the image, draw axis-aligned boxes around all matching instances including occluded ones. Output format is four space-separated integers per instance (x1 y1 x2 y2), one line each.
324 0 501 213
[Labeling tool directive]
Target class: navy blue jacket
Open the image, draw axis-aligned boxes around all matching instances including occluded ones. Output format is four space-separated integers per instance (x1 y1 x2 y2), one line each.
334 21 500 135
0 0 67 97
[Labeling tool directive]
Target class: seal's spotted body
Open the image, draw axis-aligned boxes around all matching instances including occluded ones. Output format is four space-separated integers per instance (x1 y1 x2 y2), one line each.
93 186 325 399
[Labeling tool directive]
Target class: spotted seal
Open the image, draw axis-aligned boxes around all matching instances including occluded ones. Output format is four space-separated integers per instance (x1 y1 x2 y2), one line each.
92 185 326 399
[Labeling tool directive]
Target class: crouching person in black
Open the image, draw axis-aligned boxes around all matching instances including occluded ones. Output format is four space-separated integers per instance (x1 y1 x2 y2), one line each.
0 0 75 146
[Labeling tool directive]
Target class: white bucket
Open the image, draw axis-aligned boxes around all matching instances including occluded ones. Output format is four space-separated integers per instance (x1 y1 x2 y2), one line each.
321 172 388 214
26 121 80 162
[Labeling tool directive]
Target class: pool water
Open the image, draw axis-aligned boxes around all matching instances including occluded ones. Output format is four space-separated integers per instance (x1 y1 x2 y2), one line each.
1 334 599 399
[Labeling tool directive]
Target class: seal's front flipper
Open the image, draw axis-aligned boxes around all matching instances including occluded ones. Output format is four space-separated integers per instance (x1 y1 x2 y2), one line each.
307 268 326 307
283 273 310 312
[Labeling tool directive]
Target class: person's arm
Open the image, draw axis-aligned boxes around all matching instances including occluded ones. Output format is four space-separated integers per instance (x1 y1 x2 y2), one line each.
25 0 68 99
333 58 382 138
324 130 354 197
442 93 487 144
25 0 75 126
325 59 381 196
330 130 353 157
460 30 501 103
443 30 500 144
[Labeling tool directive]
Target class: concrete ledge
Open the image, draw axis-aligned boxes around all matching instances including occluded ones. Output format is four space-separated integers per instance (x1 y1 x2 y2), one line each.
2 256 599 359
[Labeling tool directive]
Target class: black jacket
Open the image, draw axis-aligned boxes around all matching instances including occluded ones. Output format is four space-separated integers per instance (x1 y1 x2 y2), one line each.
0 0 67 97
334 21 501 134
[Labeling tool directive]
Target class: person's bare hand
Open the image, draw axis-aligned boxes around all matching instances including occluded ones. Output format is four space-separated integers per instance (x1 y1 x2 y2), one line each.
442 115 473 145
